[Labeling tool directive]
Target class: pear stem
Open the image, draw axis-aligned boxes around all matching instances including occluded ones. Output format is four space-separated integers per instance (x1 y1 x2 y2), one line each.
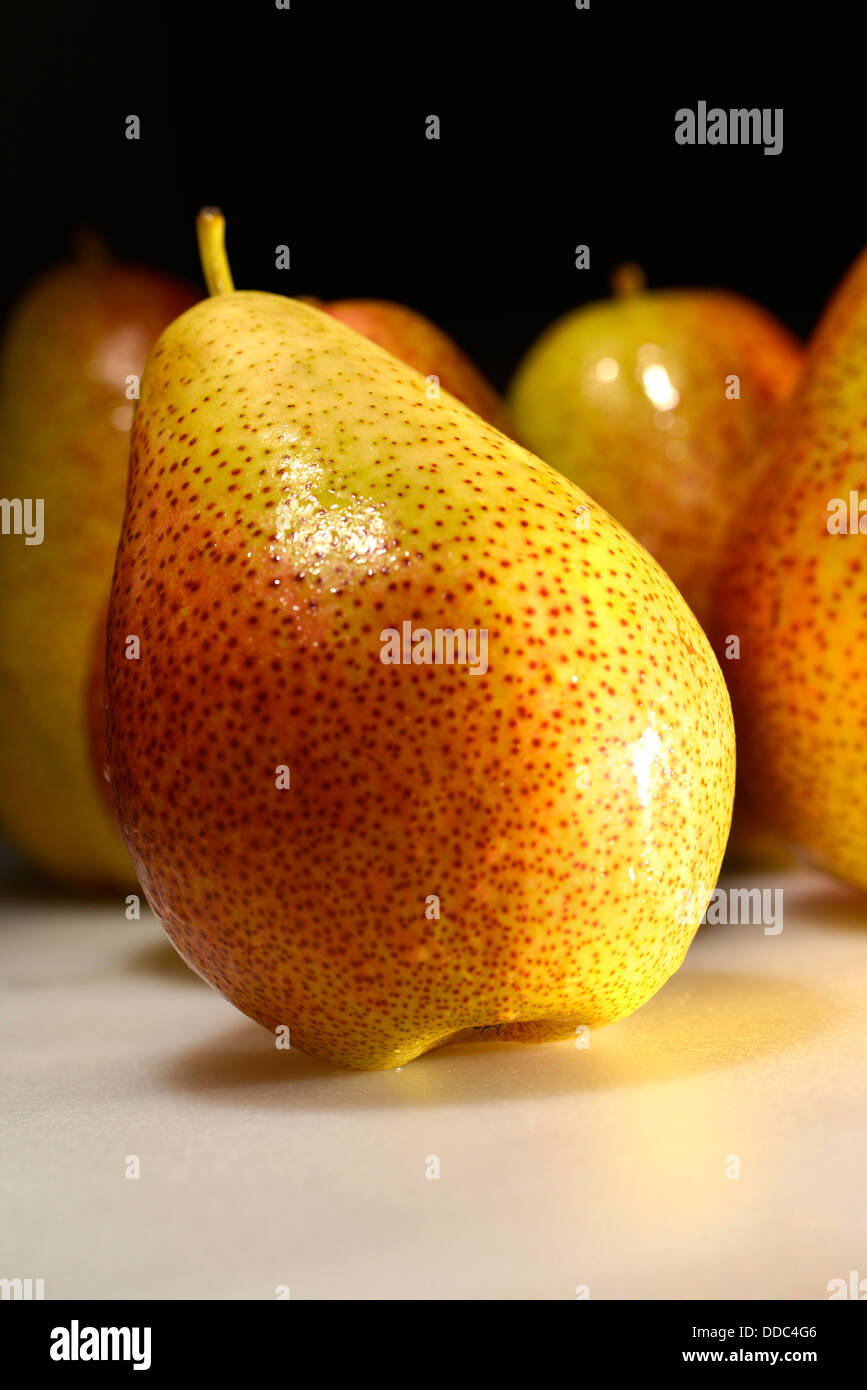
610 262 647 298
71 226 109 263
196 208 235 296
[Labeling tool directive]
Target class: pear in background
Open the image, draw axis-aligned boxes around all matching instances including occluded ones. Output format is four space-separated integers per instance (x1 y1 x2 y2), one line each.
105 211 734 1069
509 275 801 628
0 247 196 886
714 246 867 892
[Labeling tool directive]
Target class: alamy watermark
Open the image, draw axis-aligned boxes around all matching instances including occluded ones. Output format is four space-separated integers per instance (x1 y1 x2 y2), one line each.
677 884 783 935
675 103 783 157
380 622 488 675
50 1321 151 1371
1 1276 44 1299
0 497 43 545
827 492 867 534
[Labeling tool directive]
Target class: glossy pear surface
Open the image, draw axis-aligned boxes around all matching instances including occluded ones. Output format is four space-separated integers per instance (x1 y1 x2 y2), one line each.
510 291 801 627
0 259 195 886
714 249 867 891
106 290 735 1068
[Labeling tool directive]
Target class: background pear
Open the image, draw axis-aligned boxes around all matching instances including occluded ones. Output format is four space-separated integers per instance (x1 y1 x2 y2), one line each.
713 246 867 892
0 250 196 886
509 282 802 628
301 295 510 431
105 213 735 1069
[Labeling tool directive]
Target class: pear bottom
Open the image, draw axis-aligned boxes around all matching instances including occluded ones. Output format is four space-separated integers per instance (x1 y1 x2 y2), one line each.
163 929 694 1072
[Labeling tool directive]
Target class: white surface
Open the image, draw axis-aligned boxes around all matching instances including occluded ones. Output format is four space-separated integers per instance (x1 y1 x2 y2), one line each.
1 867 866 1300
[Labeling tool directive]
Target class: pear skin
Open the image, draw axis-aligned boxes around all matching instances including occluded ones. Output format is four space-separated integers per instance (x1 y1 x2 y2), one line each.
0 258 196 887
105 218 735 1069
510 289 802 629
713 247 867 892
309 296 510 433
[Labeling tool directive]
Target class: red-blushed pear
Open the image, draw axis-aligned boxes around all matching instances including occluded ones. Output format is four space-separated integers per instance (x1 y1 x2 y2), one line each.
0 243 196 887
713 245 867 892
104 210 735 1069
301 295 510 433
509 270 802 630
88 294 509 818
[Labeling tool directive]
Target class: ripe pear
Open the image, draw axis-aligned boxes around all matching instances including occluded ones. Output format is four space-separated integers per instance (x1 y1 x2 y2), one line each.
713 245 867 892
509 280 802 628
105 211 735 1069
0 248 196 886
301 296 510 432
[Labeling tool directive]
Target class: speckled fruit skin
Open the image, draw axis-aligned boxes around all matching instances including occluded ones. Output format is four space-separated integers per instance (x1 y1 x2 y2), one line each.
509 291 801 629
713 248 867 893
313 297 511 434
106 291 735 1069
0 261 196 887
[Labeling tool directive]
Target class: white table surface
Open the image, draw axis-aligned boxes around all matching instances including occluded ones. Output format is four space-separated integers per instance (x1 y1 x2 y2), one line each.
2 864 866 1300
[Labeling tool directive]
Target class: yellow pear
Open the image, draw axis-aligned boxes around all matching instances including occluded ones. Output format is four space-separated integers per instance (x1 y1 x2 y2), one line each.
104 212 735 1068
0 250 195 886
510 282 801 628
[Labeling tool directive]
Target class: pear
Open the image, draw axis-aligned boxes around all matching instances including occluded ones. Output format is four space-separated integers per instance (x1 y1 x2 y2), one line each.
509 279 802 628
713 245 867 892
0 247 196 886
105 211 735 1069
303 296 510 432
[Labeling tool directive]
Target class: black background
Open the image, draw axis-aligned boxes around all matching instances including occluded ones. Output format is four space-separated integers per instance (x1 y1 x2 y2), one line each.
0 0 860 389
